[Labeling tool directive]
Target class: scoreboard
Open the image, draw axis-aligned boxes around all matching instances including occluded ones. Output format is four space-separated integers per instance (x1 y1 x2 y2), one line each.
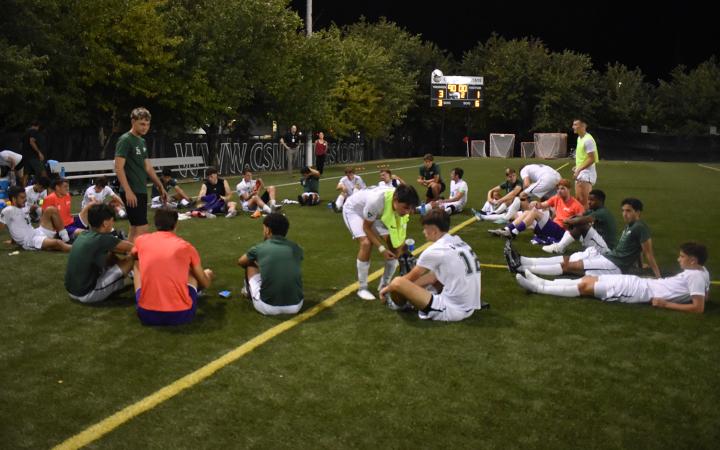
430 72 483 108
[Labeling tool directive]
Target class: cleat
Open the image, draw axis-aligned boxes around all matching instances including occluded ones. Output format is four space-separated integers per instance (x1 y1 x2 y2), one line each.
357 289 376 301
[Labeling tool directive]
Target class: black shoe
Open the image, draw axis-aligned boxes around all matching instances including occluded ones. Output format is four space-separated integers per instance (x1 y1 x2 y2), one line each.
503 240 522 274
297 195 305 206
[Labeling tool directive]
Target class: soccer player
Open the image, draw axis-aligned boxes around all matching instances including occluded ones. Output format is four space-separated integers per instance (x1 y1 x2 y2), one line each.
333 167 366 212
509 198 661 278
378 169 405 189
481 167 524 215
0 149 24 185
542 189 617 255
342 184 420 300
81 177 127 219
516 242 709 314
43 178 89 241
417 153 445 202
132 207 214 326
0 185 71 252
419 167 468 215
194 168 238 218
489 179 584 244
520 163 562 200
24 176 50 222
237 213 304 315
380 209 482 321
235 168 280 218
298 166 321 206
114 107 168 242
572 119 599 209
151 168 192 209
64 204 134 303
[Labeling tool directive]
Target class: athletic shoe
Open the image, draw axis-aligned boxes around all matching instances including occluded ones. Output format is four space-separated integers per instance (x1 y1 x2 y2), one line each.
272 204 282 212
297 195 305 206
471 208 486 221
493 219 508 225
357 288 376 301
416 204 426 215
225 210 238 218
205 212 216 219
251 210 262 219
489 228 512 238
503 240 522 274
515 273 537 292
542 243 563 254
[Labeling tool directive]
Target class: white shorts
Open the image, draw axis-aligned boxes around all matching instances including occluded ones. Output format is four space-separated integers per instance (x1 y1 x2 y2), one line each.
523 174 561 199
151 196 178 209
595 275 651 303
22 227 50 251
248 274 302 315
241 200 256 212
342 209 388 239
576 166 597 184
574 252 621 276
68 265 126 303
418 294 476 322
443 201 465 214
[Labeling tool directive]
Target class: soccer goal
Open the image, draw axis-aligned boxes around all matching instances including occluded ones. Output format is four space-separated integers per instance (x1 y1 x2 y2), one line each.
470 140 487 157
489 133 515 158
533 133 568 159
520 142 536 158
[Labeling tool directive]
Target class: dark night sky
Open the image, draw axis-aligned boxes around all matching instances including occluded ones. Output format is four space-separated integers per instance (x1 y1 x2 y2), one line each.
290 1 719 83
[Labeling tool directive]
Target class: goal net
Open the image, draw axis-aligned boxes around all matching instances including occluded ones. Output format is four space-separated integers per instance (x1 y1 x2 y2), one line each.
534 133 568 159
520 142 536 158
470 140 486 157
489 134 515 158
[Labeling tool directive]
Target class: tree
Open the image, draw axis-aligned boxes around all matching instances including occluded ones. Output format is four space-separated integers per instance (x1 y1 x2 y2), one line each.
596 63 652 130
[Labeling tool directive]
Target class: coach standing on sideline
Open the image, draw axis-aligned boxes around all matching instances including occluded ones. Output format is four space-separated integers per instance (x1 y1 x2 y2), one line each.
280 124 301 174
114 107 167 242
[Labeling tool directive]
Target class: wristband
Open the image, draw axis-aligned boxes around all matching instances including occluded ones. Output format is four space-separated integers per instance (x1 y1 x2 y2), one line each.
378 245 387 254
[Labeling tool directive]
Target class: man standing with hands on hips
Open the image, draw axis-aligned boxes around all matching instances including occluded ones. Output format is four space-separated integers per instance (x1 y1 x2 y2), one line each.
114 107 167 242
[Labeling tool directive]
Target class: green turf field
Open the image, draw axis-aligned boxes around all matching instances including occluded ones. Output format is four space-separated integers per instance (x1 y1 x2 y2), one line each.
1 157 719 449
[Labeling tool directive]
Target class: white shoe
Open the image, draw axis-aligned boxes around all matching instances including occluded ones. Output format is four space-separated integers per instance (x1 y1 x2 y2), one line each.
516 273 537 292
542 243 563 254
357 288 376 301
117 209 127 219
225 210 237 218
205 212 216 219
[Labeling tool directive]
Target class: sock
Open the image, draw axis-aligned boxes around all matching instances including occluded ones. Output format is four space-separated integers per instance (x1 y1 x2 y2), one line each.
269 199 276 207
336 195 345 209
262 204 272 214
593 279 610 299
506 223 516 232
536 280 581 297
556 231 576 251
481 213 505 221
59 229 70 243
494 203 508 214
381 259 399 287
521 255 564 266
525 263 563 276
583 227 605 250
515 222 527 233
503 198 521 220
357 259 370 290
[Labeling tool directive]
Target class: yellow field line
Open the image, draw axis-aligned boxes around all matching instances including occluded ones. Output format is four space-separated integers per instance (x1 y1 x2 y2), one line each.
54 217 478 449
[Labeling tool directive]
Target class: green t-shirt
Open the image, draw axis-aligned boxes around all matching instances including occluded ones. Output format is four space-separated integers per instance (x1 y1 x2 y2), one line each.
115 132 149 194
247 236 304 306
419 163 442 182
499 178 523 194
584 206 617 250
604 220 651 271
302 175 320 193
65 231 121 296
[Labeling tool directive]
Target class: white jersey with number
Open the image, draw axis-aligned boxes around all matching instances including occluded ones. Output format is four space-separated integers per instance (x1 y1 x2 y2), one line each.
449 180 468 207
647 268 710 304
339 175 366 196
24 186 47 207
0 205 34 246
417 233 481 311
82 185 116 208
236 178 260 199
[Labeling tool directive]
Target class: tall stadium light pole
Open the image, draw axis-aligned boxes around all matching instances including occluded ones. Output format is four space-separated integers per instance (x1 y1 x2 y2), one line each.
305 0 314 168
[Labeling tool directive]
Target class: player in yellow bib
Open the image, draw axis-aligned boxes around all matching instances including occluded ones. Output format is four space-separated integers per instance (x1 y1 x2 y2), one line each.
572 119 599 209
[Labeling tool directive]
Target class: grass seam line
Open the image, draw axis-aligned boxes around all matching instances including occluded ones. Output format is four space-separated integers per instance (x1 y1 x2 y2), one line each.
698 164 720 172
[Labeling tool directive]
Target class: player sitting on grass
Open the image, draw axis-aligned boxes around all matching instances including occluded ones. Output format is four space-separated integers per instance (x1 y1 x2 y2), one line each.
417 153 445 202
342 184 420 300
380 209 482 321
64 204 134 303
237 213 304 315
82 177 127 219
541 189 617 255
235 168 280 218
489 179 584 245
132 207 214 326
515 242 709 314
377 169 405 188
507 198 661 278
332 167 366 212
298 166 321 206
43 178 92 242
23 176 50 222
418 167 467 215
474 167 524 221
193 168 238 218
0 185 71 252
151 168 192 209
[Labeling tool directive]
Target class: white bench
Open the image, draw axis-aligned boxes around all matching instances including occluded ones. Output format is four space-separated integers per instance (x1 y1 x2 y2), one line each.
49 156 209 180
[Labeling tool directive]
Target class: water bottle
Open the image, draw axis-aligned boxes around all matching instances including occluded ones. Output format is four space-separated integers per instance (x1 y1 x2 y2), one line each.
60 166 66 178
399 238 416 276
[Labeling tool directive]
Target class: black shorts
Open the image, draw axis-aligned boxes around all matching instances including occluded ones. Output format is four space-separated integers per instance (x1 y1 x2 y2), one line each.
426 181 446 199
25 158 44 176
121 192 148 226
260 191 270 203
15 158 25 172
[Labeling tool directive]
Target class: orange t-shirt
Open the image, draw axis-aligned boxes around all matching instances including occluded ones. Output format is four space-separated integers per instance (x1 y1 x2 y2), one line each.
132 231 201 312
546 195 585 228
43 192 73 226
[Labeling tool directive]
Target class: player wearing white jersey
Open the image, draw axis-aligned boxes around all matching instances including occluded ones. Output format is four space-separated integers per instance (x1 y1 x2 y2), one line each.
82 177 127 219
0 186 71 252
234 168 279 218
419 167 468 215
377 169 405 189
381 209 482 322
520 164 562 200
516 242 710 314
23 176 50 221
342 184 420 300
332 168 366 212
